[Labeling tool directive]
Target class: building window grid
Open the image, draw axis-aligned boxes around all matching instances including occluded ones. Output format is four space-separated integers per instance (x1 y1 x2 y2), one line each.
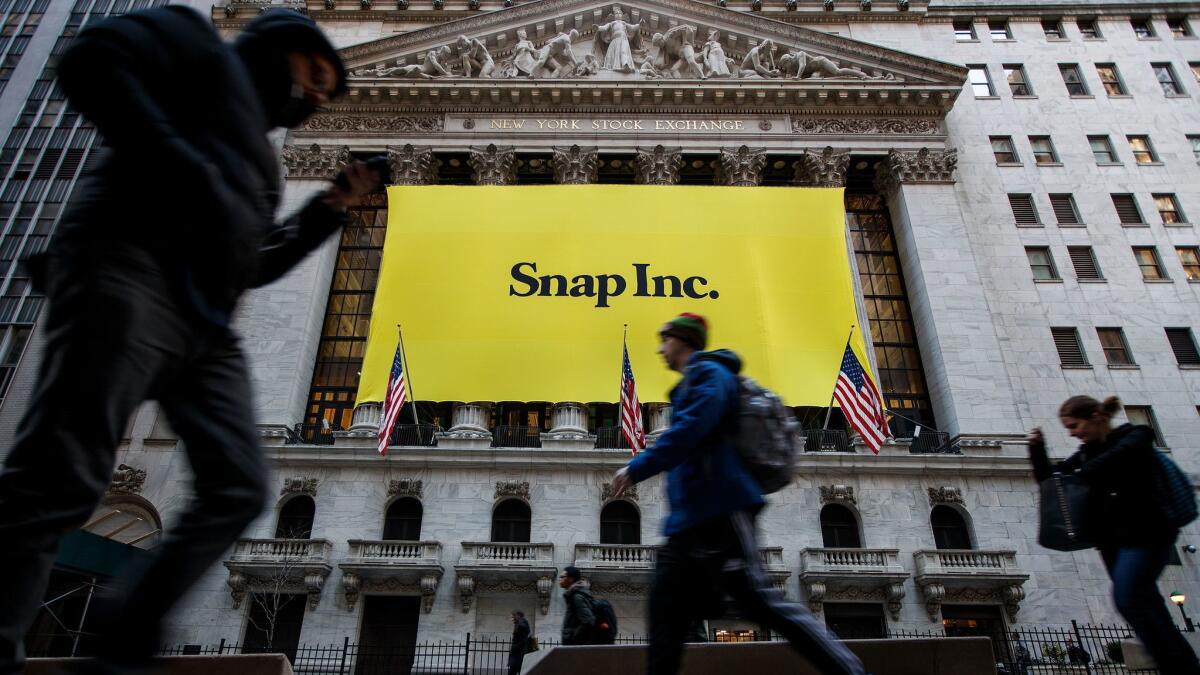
1025 247 1058 280
1178 247 1200 281
1154 63 1184 96
1096 327 1135 366
989 20 1012 41
0 0 49 97
990 136 1017 164
1004 64 1032 95
1089 136 1118 163
1133 247 1167 280
1169 17 1193 38
1128 136 1158 164
1077 18 1101 39
1131 18 1156 39
1155 194 1185 224
953 20 976 41
1059 64 1088 95
1042 19 1064 39
1029 136 1058 164
1095 64 1126 95
968 65 994 97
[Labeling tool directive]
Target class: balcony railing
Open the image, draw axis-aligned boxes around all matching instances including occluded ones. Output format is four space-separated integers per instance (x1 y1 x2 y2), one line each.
800 547 904 573
346 540 442 564
388 423 440 447
803 429 854 453
291 423 337 446
913 549 1022 577
908 431 959 455
594 426 633 450
575 543 657 568
229 538 332 562
459 542 555 565
491 425 542 448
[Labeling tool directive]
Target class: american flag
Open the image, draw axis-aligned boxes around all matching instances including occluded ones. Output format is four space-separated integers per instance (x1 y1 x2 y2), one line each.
620 342 646 454
377 342 408 456
833 345 888 454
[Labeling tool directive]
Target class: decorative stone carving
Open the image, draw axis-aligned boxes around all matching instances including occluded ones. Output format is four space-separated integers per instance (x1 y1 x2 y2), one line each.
860 0 871 10
1002 583 1025 620
301 115 443 133
397 0 408 8
794 146 850 187
804 580 826 614
351 62 435 79
107 464 146 495
455 35 495 78
509 29 537 77
551 146 599 184
537 575 554 614
324 0 335 8
305 572 327 610
927 486 964 506
635 145 683 185
343 572 362 610
874 147 958 192
227 572 247 609
792 117 940 136
592 7 644 74
650 25 704 80
739 39 779 78
920 581 946 621
886 582 905 619
779 50 890 80
529 30 580 78
602 482 639 503
718 146 767 186
496 481 531 500
699 30 732 79
469 144 517 185
444 402 492 439
387 144 439 185
388 479 423 498
421 573 439 613
823 0 835 9
360 0 372 8
281 477 318 497
897 0 909 10
224 5 236 17
457 574 475 612
818 484 856 505
467 0 479 8
281 144 351 179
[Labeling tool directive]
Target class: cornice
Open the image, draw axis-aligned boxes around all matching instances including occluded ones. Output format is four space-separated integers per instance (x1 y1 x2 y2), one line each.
924 3 1200 19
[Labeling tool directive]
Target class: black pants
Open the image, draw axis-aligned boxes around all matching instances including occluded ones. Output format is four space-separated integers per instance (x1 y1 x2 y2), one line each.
647 511 864 675
0 242 266 673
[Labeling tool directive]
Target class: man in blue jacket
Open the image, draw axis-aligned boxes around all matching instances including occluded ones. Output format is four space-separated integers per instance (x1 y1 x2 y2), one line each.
610 313 863 675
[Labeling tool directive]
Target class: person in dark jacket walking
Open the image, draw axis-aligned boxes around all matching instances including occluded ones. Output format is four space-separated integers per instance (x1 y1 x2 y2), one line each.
610 313 863 675
559 566 597 646
508 610 532 675
0 8 380 674
1029 395 1200 674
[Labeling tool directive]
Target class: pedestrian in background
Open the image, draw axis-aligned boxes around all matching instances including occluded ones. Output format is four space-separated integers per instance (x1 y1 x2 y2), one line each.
508 609 531 675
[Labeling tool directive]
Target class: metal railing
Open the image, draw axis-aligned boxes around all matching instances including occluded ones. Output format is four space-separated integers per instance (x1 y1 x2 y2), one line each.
388 424 440 447
594 426 632 450
803 429 854 453
491 425 542 448
292 424 337 446
908 431 959 455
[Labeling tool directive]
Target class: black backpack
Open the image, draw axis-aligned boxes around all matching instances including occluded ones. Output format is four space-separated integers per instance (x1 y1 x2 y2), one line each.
589 598 618 644
730 376 801 494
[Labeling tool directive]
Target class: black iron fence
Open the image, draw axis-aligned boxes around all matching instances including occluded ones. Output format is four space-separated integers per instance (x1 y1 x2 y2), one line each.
491 425 542 448
389 423 440 447
802 429 854 453
292 423 338 446
594 426 632 450
907 431 959 455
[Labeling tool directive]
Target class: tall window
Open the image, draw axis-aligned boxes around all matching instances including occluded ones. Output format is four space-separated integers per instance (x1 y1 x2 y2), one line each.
1169 17 1193 38
1059 64 1088 95
968 66 994 97
1177 247 1200 280
1133 247 1167 280
989 20 1012 41
1131 17 1156 39
276 496 316 539
1166 328 1200 367
1049 194 1081 225
1042 19 1064 39
1095 64 1126 95
820 504 862 548
1026 247 1058 280
1077 18 1100 39
1112 194 1145 225
1089 135 1118 163
1005 65 1032 95
1128 136 1158 164
846 172 935 430
600 500 641 545
953 20 976 41
930 506 972 550
1153 63 1184 96
990 136 1018 164
1052 327 1090 367
1029 136 1058 164
1124 406 1165 446
491 499 532 543
1154 194 1185 224
1097 328 1135 366
383 497 423 541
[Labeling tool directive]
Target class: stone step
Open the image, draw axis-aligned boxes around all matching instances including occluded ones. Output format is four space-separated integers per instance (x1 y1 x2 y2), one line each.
522 638 996 675
24 654 294 675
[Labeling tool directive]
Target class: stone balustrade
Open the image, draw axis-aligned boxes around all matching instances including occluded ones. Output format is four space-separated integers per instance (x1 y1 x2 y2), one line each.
800 547 904 573
224 539 334 610
913 549 1020 576
229 538 332 562
799 547 910 619
913 549 1028 621
460 541 555 564
575 543 657 568
346 539 442 564
340 540 445 612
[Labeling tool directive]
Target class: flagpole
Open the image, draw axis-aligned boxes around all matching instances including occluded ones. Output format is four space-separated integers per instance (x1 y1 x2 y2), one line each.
823 324 856 431
396 324 419 427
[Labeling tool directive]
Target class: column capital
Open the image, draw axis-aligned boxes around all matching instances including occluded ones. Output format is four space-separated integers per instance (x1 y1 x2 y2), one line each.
718 145 767 186
552 146 599 184
282 143 351 179
387 144 439 185
873 147 957 192
634 145 684 185
469 144 517 185
793 146 850 187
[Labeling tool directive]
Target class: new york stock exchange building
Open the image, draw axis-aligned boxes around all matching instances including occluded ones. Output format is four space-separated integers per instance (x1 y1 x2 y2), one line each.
9 0 1200 668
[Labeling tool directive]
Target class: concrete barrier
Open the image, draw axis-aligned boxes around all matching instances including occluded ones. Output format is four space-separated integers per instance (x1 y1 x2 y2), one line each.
523 638 996 675
25 654 294 675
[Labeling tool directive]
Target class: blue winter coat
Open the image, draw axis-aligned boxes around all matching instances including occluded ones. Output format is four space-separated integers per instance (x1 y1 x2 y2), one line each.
625 350 765 535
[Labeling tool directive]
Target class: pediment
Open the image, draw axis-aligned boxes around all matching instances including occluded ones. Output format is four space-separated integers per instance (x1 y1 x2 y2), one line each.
334 0 965 110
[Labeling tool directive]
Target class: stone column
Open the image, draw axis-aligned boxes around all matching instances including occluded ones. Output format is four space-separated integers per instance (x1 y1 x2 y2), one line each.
646 403 671 443
547 402 588 438
551 146 599 184
347 403 382 433
793 146 850 187
469 144 517 185
634 145 683 185
718 146 767 186
873 148 1021 437
445 402 492 439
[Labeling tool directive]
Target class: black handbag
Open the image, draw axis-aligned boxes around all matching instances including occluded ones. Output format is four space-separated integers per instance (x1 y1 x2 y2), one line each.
1151 452 1198 529
1038 471 1093 551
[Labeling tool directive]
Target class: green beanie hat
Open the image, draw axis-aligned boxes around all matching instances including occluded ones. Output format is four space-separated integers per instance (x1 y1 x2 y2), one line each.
660 312 708 351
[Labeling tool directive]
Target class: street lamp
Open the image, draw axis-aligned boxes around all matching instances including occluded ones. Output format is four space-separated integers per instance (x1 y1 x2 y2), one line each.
1171 591 1195 632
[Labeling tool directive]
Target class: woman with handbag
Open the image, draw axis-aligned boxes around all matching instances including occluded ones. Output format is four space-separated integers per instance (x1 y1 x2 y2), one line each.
1028 395 1199 673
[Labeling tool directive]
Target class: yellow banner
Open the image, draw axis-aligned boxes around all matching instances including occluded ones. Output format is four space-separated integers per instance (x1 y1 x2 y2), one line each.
356 185 871 405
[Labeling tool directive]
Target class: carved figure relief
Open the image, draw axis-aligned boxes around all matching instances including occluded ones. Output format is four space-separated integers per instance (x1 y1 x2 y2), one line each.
530 30 581 78
592 7 645 73
650 25 704 79
510 28 537 76
108 464 147 495
740 39 780 78
778 49 891 80
455 36 495 78
699 30 731 78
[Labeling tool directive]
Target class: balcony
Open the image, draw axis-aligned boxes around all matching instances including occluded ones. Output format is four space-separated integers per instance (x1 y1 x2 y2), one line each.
339 540 444 612
913 549 1029 621
802 429 854 453
491 425 542 448
798 548 910 619
456 542 557 614
223 538 333 610
574 543 656 590
758 547 793 592
388 424 440 447
594 426 633 450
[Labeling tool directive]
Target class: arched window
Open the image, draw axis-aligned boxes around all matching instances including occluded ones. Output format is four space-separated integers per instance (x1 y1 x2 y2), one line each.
383 497 423 541
820 504 862 548
931 505 972 550
491 499 531 543
275 495 315 539
84 498 162 549
600 500 641 545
